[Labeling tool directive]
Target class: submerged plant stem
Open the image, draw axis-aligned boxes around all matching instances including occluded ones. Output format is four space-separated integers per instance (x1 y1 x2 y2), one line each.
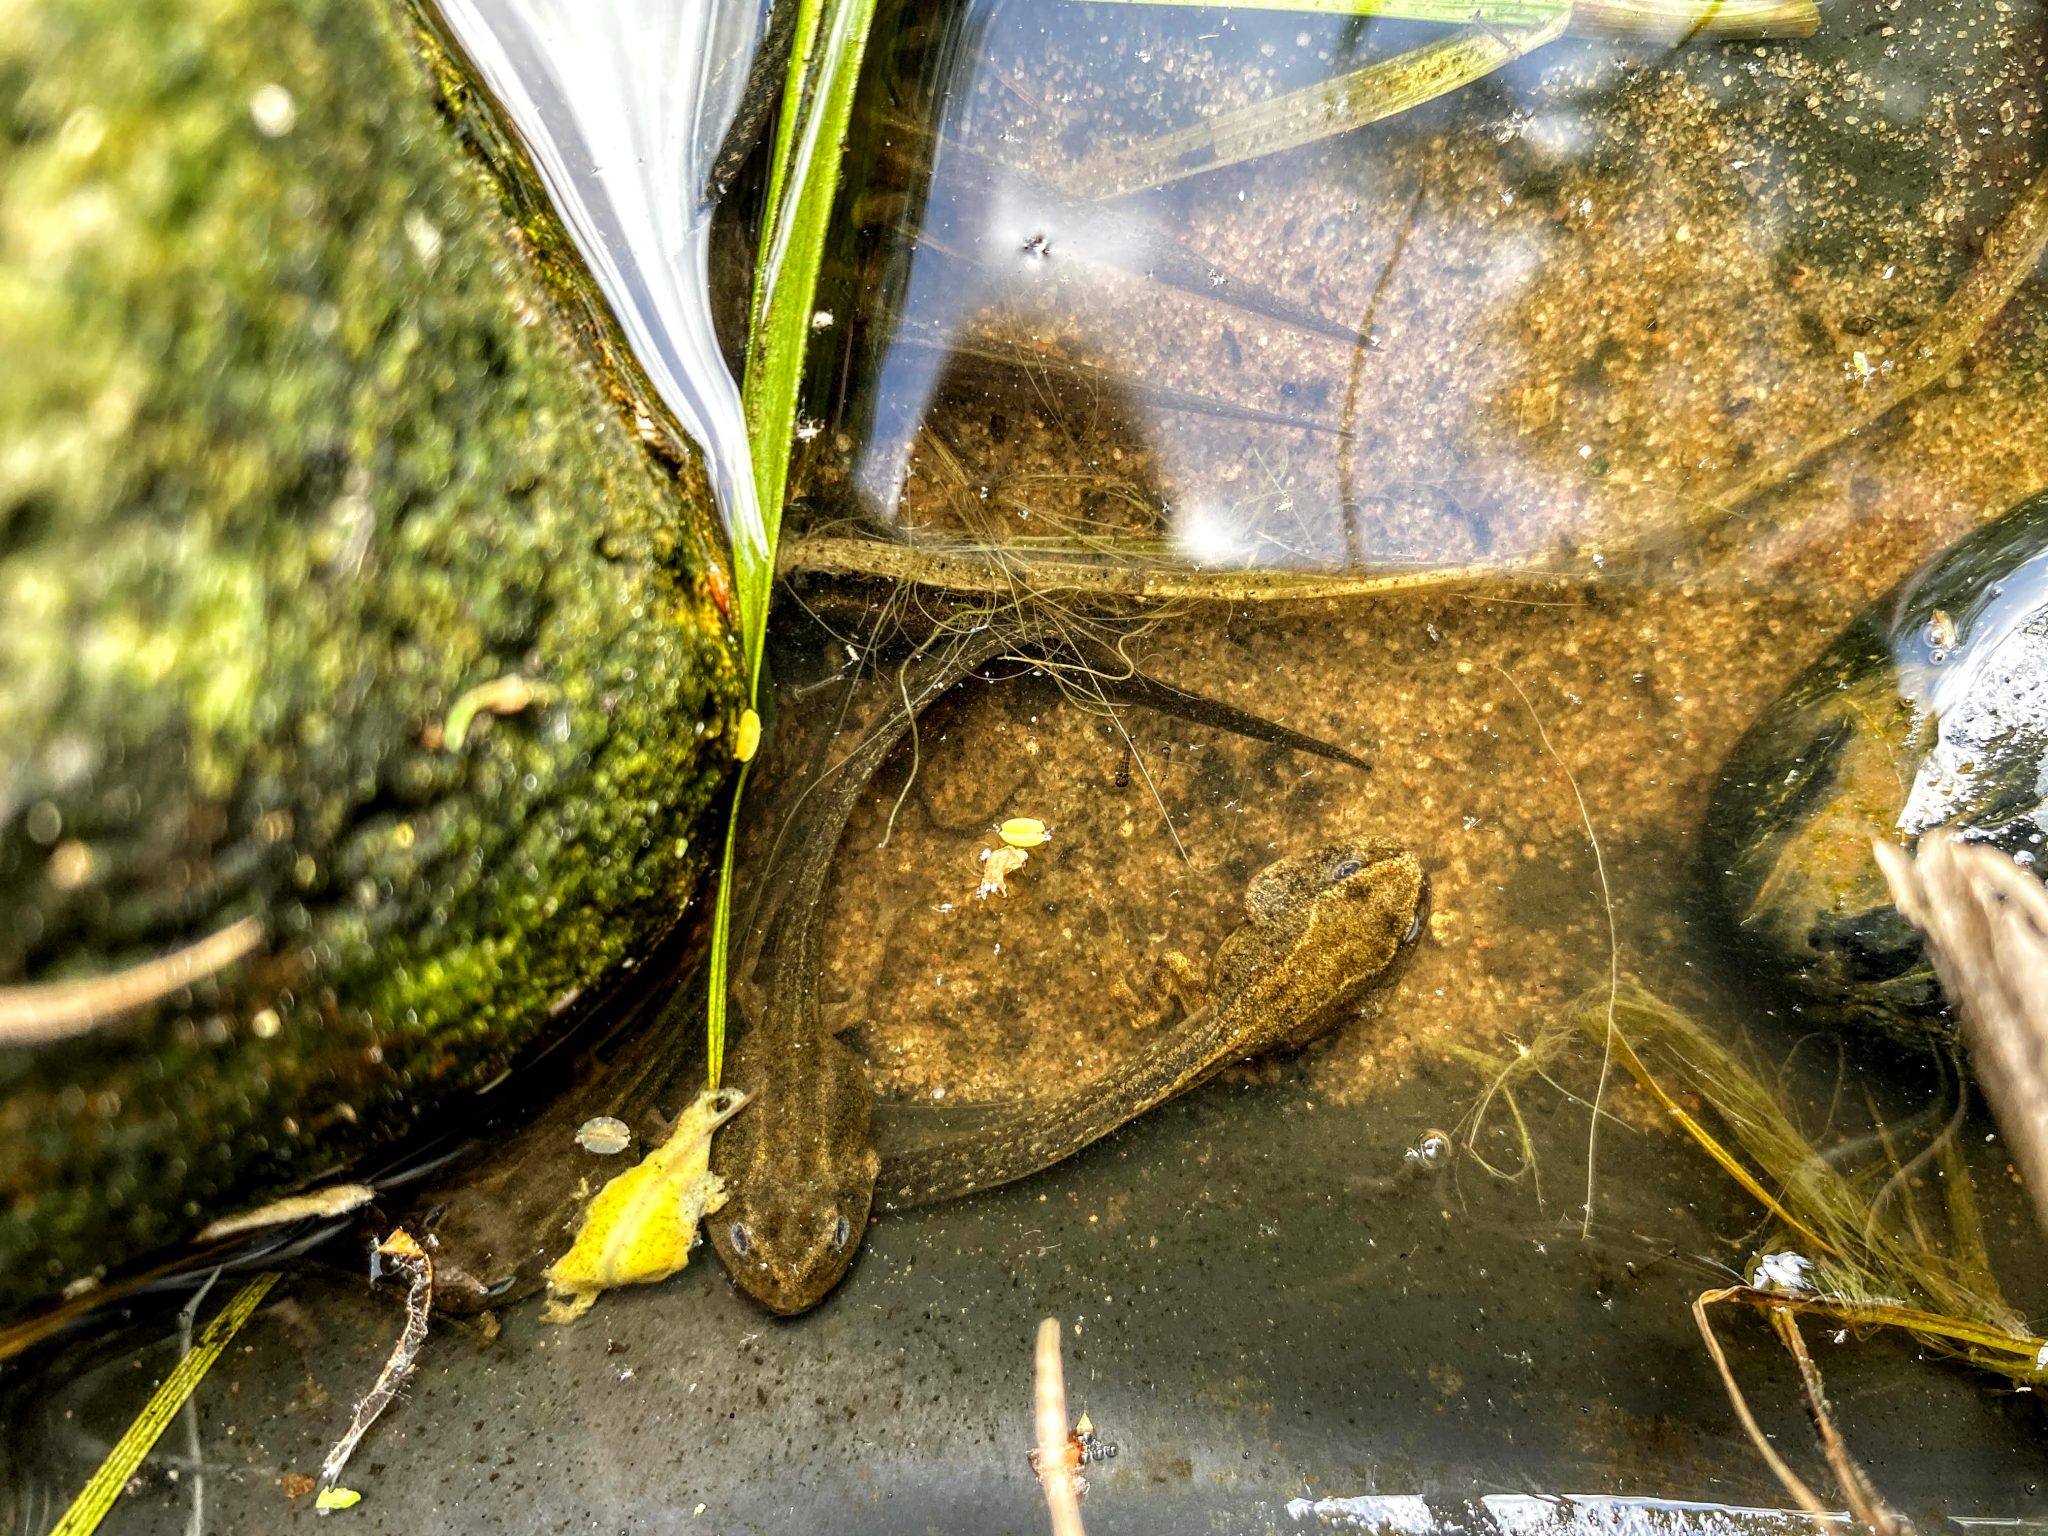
783 531 1575 602
1769 1309 1916 1536
712 0 881 1087
1093 0 1817 38
1691 1289 1846 1535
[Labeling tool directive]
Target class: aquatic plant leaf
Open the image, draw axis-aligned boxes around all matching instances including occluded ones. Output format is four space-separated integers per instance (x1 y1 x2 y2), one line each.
708 0 880 1088
48 1275 278 1536
740 0 882 669
1090 0 1817 39
1077 16 1572 199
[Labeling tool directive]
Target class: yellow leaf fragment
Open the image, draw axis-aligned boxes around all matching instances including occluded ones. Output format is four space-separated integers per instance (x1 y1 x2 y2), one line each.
543 1087 749 1323
733 708 762 763
999 817 1051 849
315 1488 362 1512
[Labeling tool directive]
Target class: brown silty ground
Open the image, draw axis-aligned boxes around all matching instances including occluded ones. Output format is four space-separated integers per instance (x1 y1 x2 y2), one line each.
785 12 2048 1116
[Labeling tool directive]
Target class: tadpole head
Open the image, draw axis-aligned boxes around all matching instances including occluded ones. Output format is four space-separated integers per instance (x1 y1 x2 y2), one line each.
711 1153 877 1316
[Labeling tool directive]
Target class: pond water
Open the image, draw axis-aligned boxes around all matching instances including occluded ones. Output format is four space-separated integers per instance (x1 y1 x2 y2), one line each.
11 0 2048 1529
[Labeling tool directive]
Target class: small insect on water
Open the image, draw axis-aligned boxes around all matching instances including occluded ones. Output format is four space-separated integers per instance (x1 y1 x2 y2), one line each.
704 561 734 621
1027 1410 1118 1499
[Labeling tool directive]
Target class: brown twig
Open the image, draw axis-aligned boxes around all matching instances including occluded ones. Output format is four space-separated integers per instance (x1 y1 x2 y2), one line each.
1033 1319 1087 1536
0 916 264 1045
1691 1288 1844 1534
1875 832 2048 1238
1769 1309 1916 1536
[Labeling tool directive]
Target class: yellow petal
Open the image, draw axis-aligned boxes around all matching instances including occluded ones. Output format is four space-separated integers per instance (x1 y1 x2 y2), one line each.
999 817 1050 848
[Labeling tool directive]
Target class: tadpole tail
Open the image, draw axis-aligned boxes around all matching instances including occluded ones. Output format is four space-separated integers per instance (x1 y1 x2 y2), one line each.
1089 651 1370 772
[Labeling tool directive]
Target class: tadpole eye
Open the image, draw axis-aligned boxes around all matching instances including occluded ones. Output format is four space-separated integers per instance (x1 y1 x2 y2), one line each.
727 1222 751 1257
831 1214 852 1250
1328 856 1364 883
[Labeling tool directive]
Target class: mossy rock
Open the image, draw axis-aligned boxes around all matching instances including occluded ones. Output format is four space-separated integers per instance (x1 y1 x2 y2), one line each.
0 0 746 1320
1702 491 2048 1044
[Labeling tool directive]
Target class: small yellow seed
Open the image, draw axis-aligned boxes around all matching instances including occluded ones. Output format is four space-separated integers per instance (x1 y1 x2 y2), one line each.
999 817 1050 849
733 708 761 763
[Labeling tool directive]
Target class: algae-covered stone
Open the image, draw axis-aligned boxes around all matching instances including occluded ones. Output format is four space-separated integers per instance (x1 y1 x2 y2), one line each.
0 0 745 1319
1702 492 2048 1044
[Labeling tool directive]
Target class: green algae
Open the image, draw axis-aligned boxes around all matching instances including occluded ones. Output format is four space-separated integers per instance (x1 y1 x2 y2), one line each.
0 0 745 1318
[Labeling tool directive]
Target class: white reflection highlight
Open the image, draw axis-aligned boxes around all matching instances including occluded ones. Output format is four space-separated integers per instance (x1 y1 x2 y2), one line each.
431 0 765 556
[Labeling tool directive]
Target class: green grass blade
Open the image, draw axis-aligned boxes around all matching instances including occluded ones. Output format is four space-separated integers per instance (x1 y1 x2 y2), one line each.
708 0 880 1087
1076 15 1570 199
736 0 881 680
1089 0 1818 39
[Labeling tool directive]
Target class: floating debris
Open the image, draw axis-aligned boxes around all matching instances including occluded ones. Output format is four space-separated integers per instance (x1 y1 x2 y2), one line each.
575 1116 634 1155
977 844 1030 899
196 1183 376 1242
544 1086 748 1323
998 816 1052 849
315 1229 432 1511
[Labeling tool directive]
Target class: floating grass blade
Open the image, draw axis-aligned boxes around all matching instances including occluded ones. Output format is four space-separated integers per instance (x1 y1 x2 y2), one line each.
708 0 880 1086
1076 15 1571 199
1091 0 1818 39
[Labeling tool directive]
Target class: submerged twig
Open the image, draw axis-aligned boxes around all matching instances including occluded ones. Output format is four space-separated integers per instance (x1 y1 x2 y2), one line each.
1769 1308 1916 1536
1691 1288 1846 1536
1032 1318 1087 1536
0 915 264 1046
1876 831 2048 1239
316 1230 433 1509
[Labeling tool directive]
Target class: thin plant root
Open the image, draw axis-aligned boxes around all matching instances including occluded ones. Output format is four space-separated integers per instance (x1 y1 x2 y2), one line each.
1493 665 1619 1239
316 1229 432 1509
